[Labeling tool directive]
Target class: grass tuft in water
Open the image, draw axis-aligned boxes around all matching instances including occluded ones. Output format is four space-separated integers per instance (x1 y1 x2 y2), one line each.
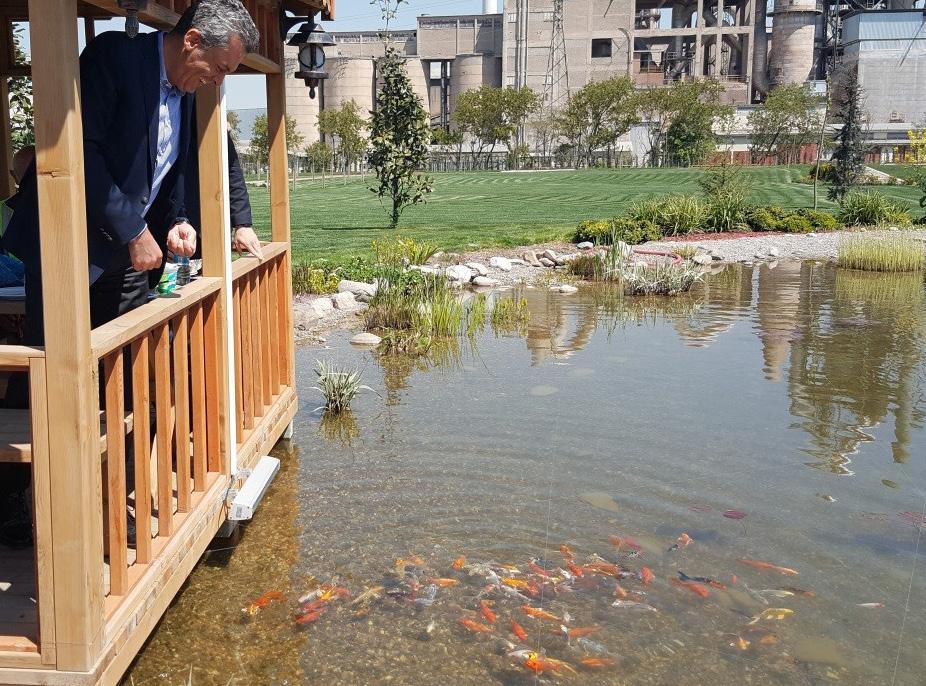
619 263 704 295
673 244 698 260
491 295 531 335
836 235 925 272
313 361 369 413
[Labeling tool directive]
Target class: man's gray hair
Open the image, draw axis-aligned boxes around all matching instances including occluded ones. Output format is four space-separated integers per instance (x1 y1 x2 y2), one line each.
171 0 260 54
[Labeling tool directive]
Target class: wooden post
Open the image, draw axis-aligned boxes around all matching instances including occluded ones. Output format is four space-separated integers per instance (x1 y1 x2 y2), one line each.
28 0 103 669
266 71 295 390
197 85 235 475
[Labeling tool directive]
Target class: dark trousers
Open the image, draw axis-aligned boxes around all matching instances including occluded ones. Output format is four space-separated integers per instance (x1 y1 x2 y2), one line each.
0 265 149 500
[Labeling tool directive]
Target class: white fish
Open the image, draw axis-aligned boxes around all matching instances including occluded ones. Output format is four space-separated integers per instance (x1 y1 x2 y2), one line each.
758 589 796 599
612 599 658 612
857 602 885 609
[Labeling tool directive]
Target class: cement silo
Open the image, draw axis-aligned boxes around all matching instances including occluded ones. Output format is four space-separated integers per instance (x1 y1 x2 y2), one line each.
768 0 820 86
404 58 432 115
450 54 488 117
323 57 376 117
483 0 498 12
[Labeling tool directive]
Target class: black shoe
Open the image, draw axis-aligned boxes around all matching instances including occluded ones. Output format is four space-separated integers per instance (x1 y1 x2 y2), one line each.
0 489 33 549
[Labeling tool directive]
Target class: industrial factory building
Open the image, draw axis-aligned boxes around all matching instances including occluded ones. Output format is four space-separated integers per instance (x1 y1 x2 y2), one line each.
282 0 926 160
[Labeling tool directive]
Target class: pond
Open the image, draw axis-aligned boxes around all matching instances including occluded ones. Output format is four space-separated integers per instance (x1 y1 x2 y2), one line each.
123 262 926 686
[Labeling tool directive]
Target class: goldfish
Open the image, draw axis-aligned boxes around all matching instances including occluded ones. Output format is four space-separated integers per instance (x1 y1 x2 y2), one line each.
479 600 497 623
430 578 460 588
559 625 600 639
640 566 654 586
759 633 780 646
671 578 710 599
510 619 528 641
857 602 885 609
607 535 642 551
529 559 556 578
521 605 560 622
580 656 616 668
302 599 328 613
395 556 426 573
748 608 794 625
458 616 493 633
584 562 624 578
781 586 815 597
567 561 585 578
496 563 522 573
560 544 575 560
730 636 750 650
756 589 795 599
737 558 799 576
318 586 350 602
508 650 578 675
668 532 693 553
614 582 629 599
350 586 384 607
502 577 530 590
611 599 658 612
452 555 466 571
577 637 609 655
242 590 283 616
295 608 326 625
678 571 726 590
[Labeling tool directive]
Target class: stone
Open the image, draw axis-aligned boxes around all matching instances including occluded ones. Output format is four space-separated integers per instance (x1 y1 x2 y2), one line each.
542 249 559 262
711 254 723 261
410 265 439 275
445 265 474 282
338 279 377 301
692 254 713 266
472 276 499 287
509 258 527 266
293 298 333 328
539 257 556 267
350 332 382 346
890 226 900 232
488 256 513 271
554 284 578 294
754 253 766 260
768 246 780 257
330 291 357 310
521 250 543 267
576 241 594 250
806 232 817 238
465 262 489 276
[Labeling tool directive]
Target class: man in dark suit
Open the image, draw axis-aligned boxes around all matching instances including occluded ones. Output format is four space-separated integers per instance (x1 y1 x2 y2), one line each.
0 0 259 548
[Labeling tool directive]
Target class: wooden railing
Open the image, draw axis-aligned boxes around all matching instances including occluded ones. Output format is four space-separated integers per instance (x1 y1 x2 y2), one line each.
231 242 291 459
89 278 225 609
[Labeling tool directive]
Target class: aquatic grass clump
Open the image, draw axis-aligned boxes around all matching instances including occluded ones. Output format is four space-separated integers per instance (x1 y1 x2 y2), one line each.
491 295 530 335
837 191 912 227
837 235 925 272
619 262 704 296
466 293 488 337
421 290 465 337
313 361 370 413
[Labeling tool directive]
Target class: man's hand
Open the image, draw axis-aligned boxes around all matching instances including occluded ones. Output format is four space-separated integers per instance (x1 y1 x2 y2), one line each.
233 226 263 259
167 221 197 257
128 228 163 271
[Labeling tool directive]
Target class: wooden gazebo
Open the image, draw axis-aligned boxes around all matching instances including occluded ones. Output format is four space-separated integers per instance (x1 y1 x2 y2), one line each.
0 0 330 683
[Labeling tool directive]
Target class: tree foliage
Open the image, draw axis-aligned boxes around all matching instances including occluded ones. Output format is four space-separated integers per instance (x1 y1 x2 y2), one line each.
749 84 823 164
305 141 334 174
318 101 368 174
227 110 241 148
367 47 433 227
829 67 867 201
9 25 33 149
453 85 539 167
556 76 638 166
249 115 303 172
636 80 730 167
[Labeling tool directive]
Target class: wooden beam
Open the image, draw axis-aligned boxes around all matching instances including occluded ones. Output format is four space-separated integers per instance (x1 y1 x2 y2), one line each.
196 85 234 474
28 0 104 670
266 71 295 391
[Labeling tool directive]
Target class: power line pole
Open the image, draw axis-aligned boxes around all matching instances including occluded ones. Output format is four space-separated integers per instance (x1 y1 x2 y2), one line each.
539 0 569 161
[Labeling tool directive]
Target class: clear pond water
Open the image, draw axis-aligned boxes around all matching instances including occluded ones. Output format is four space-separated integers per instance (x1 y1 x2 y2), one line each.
124 263 926 686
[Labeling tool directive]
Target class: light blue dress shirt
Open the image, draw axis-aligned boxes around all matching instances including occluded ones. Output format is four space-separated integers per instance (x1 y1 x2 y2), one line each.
142 32 183 221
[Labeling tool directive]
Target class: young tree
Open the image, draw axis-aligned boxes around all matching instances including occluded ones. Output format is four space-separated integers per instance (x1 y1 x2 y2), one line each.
749 84 823 164
431 127 465 170
9 25 33 149
305 141 334 181
249 114 303 185
368 47 433 227
637 80 729 167
557 76 638 167
286 117 304 189
227 110 242 148
453 85 539 168
828 67 867 201
318 101 368 176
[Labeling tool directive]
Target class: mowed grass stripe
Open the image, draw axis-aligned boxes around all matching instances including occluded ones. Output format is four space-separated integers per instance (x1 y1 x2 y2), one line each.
247 168 923 261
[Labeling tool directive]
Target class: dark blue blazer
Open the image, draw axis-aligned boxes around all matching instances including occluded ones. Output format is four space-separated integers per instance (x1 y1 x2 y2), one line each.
4 31 193 283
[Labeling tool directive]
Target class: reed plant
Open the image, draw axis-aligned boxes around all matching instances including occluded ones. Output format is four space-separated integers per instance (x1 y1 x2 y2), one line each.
837 191 912 227
619 262 704 295
837 235 925 272
673 244 698 260
313 361 371 413
491 295 531 335
466 293 488 338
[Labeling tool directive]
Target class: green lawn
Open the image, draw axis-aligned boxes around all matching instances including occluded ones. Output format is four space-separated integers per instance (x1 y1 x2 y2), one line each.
248 167 923 262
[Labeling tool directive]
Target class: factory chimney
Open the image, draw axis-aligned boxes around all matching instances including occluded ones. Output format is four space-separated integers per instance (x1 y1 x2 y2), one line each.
768 0 821 87
483 0 498 13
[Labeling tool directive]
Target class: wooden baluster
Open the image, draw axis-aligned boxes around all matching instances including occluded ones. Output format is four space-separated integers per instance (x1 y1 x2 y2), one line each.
248 270 265 416
259 266 272 407
190 304 208 490
240 275 255 431
276 254 291 386
103 350 128 596
173 311 191 512
203 294 223 473
153 323 173 537
267 259 281 396
131 336 152 564
232 284 244 443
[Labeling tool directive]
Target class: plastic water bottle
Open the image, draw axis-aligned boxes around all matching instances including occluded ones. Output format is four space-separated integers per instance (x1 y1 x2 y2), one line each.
175 255 191 287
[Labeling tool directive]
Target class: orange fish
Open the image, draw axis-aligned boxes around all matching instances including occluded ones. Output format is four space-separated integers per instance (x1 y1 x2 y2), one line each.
560 544 575 560
731 636 750 650
479 600 497 623
522 605 560 622
759 634 780 646
584 563 623 578
608 535 642 551
737 558 799 577
677 533 692 547
580 656 616 669
510 619 528 641
560 625 600 638
302 599 327 613
502 577 530 591
529 559 556 578
640 567 654 586
671 578 710 599
318 586 350 602
567 561 585 578
452 555 466 570
458 616 493 633
509 650 577 675
295 608 326 625
431 578 460 588
614 582 629 599
252 590 283 607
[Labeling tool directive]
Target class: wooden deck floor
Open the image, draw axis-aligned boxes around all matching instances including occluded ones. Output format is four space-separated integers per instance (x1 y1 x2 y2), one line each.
0 547 38 654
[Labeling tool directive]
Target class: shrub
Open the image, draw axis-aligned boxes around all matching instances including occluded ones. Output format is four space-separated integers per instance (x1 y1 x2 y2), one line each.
568 253 604 280
778 213 814 234
837 235 925 272
292 264 340 295
372 235 439 266
797 208 840 231
704 193 751 233
630 195 707 236
747 206 841 233
746 206 787 232
314 361 370 413
574 218 661 246
837 191 913 227
574 219 613 245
